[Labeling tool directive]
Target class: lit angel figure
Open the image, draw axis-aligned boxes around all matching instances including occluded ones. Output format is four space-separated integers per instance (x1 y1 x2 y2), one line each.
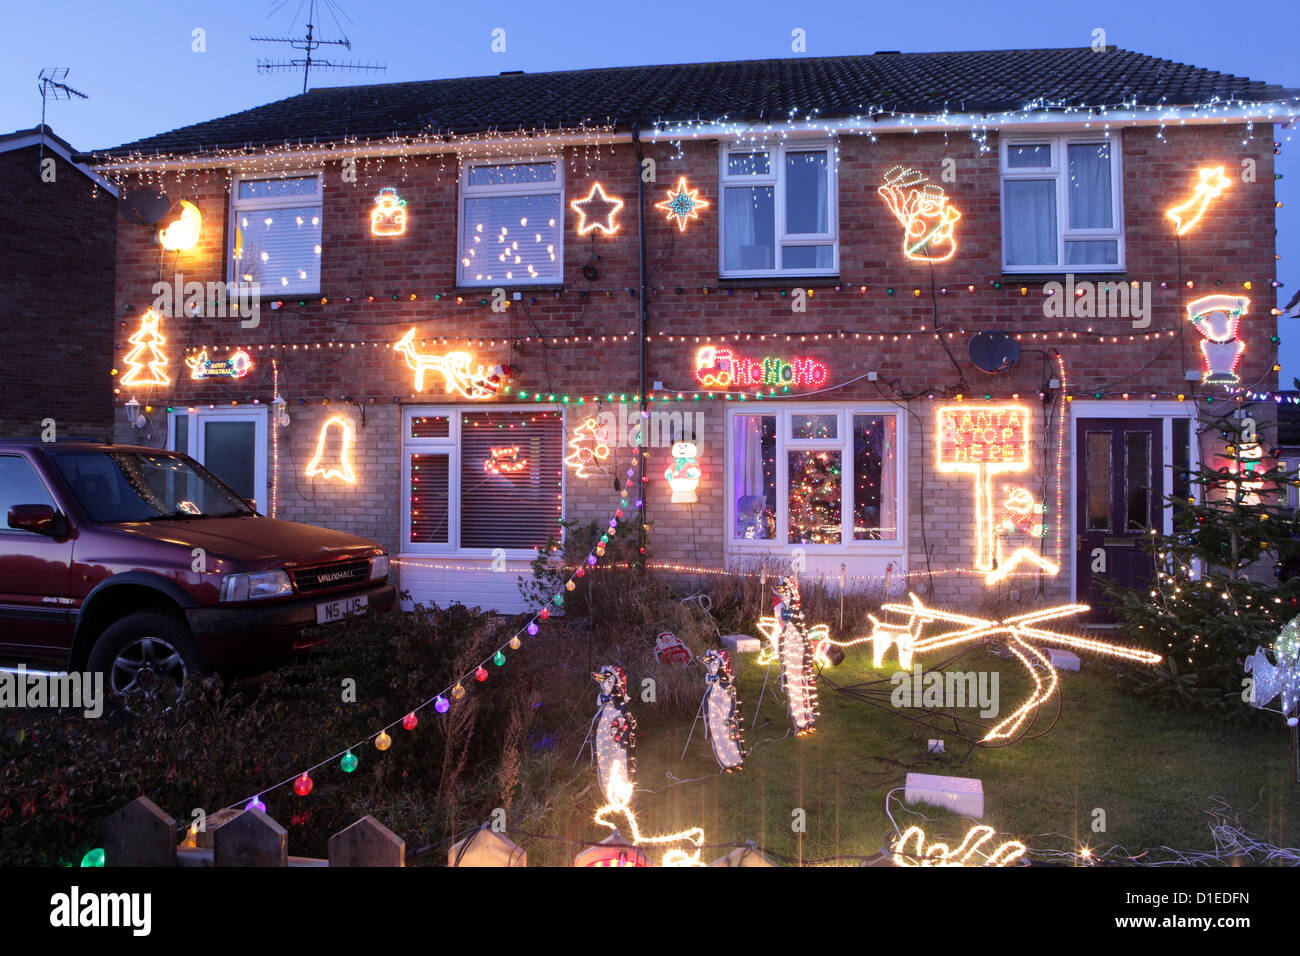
877 165 961 262
664 441 702 502
1245 616 1300 726
700 650 745 771
1186 294 1249 385
586 665 636 803
754 577 821 736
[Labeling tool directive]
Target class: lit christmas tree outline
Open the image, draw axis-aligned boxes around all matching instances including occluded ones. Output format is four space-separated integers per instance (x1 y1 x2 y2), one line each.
565 416 612 478
120 309 170 388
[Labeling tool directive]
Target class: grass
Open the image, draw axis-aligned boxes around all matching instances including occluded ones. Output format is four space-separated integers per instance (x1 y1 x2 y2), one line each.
519 642 1300 866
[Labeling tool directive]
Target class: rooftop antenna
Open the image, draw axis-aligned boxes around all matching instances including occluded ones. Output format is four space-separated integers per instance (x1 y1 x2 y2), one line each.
252 0 385 94
36 68 88 172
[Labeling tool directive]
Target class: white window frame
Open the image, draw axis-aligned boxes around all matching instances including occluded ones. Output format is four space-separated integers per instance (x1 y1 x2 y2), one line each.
167 406 268 513
718 141 839 279
999 134 1124 273
401 405 565 556
724 403 904 552
457 156 564 287
227 170 324 296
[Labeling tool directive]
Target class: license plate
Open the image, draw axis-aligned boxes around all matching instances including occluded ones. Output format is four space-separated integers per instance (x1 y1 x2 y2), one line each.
316 595 368 625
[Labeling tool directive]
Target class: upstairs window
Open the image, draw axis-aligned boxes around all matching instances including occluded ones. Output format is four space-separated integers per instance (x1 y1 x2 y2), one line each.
1000 136 1124 272
720 144 837 277
459 159 563 286
230 173 323 296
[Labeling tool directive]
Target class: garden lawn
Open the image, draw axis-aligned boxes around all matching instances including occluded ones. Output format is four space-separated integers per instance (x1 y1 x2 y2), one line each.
525 644 1300 866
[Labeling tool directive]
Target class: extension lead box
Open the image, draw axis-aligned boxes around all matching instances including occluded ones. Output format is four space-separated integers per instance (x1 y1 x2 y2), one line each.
904 773 984 818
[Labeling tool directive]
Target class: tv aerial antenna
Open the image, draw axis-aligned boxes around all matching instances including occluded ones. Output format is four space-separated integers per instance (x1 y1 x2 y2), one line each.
252 0 386 94
36 68 88 171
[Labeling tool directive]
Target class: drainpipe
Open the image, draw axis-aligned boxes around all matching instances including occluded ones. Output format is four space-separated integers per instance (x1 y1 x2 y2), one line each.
632 124 648 569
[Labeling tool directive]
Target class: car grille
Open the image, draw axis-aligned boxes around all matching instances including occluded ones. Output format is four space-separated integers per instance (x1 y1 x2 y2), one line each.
292 559 371 594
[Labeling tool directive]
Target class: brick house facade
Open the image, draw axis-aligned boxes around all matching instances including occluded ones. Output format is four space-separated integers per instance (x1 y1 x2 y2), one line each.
0 126 117 439
87 49 1299 614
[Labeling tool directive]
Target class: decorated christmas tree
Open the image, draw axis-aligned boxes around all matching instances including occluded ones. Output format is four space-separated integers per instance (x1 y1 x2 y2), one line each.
1102 413 1300 717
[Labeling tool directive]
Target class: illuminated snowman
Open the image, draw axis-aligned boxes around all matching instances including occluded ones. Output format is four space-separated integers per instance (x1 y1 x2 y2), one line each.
664 441 702 503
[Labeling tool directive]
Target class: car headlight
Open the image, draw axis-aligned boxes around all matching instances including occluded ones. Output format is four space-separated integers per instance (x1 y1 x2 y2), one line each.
370 554 389 581
219 570 293 602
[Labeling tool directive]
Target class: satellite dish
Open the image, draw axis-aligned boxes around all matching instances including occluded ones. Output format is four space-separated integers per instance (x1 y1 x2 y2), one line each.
119 189 170 226
968 331 1021 374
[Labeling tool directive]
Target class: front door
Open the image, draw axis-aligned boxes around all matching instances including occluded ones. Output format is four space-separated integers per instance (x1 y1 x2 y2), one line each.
1076 418 1163 622
170 409 267 512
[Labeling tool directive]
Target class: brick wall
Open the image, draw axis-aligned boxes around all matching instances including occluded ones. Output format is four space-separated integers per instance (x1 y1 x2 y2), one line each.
0 141 116 438
105 122 1279 608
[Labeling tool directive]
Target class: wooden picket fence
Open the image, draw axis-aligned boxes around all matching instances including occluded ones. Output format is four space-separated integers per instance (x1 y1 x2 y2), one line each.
103 796 783 867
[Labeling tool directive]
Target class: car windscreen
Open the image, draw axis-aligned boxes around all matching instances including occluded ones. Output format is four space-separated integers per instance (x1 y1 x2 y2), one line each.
48 450 252 523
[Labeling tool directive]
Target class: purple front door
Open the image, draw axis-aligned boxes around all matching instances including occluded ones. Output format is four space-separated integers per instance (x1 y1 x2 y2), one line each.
1076 418 1164 622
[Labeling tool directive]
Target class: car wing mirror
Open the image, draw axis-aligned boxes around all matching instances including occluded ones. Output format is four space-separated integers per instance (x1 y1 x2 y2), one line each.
8 504 63 536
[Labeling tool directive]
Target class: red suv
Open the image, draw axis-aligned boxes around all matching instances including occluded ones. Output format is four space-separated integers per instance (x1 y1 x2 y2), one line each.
0 441 395 703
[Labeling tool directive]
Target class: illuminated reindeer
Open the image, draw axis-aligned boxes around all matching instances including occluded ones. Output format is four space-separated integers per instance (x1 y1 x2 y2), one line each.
393 328 509 399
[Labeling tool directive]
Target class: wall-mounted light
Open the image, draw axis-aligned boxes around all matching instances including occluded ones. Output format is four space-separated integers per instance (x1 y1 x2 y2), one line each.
272 393 291 428
124 397 146 429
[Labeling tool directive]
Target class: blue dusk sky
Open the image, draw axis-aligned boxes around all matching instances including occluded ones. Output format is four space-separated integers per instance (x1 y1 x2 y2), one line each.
3 0 1297 379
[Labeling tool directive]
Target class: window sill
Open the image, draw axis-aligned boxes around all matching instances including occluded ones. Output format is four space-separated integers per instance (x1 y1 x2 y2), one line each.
452 283 565 294
717 276 842 288
999 271 1128 283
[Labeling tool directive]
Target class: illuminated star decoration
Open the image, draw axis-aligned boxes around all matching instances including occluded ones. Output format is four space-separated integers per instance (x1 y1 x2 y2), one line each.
839 594 1160 741
1166 165 1231 236
570 182 624 236
655 177 709 232
892 825 1026 867
1245 616 1300 726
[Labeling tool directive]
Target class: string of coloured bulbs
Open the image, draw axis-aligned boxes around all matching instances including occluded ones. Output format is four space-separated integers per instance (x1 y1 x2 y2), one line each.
199 472 641 825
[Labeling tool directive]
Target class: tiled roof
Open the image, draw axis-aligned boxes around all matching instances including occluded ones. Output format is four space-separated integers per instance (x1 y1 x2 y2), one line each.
93 47 1299 157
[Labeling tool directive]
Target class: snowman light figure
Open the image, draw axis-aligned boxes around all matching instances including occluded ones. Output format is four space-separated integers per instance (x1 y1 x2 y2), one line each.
664 441 702 503
1186 295 1249 385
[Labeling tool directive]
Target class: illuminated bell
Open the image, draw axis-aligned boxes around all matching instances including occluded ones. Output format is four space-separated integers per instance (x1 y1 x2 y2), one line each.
402 712 418 731
374 731 392 751
341 751 358 773
293 773 314 796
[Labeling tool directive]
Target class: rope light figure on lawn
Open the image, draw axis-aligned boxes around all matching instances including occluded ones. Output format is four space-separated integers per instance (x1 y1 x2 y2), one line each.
755 577 822 736
592 763 706 866
892 825 1027 867
1245 615 1300 726
827 594 1161 741
585 665 636 802
699 649 746 771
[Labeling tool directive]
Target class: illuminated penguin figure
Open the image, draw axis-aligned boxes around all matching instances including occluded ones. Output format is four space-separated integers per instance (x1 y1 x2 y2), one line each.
772 577 819 736
590 665 636 800
701 649 745 771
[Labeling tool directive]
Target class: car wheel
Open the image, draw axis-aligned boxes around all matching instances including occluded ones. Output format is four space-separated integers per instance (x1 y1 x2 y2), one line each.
88 611 201 710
